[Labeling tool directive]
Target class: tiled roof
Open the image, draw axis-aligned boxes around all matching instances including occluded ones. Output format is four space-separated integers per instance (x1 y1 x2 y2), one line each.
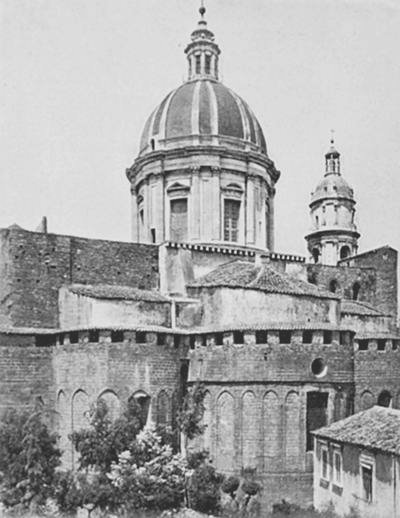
341 299 385 317
188 260 339 299
68 284 168 302
313 406 400 455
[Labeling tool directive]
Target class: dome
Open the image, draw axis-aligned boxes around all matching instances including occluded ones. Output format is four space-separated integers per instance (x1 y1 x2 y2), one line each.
139 79 267 156
311 173 354 204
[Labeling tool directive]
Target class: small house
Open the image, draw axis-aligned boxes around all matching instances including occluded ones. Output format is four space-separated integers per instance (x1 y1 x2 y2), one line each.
313 405 400 518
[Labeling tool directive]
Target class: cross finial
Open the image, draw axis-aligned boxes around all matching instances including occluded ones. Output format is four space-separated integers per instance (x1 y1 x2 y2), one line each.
199 0 206 18
330 129 335 145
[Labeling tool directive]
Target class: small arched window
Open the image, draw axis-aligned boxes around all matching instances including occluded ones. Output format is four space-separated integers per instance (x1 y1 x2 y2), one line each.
377 390 392 408
352 282 361 301
150 138 155 151
329 279 339 293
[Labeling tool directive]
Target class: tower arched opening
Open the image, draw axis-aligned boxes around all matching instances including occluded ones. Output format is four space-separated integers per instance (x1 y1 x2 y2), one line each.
352 282 361 301
340 245 350 260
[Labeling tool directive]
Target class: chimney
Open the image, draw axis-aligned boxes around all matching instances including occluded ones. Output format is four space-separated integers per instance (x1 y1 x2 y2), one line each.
35 216 48 233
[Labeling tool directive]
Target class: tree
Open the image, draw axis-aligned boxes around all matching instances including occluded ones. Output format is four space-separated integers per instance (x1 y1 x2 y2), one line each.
186 453 223 515
177 382 207 454
0 408 61 509
59 397 145 514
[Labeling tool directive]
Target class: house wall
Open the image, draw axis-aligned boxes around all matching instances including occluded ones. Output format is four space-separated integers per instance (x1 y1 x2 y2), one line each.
187 287 339 327
0 227 159 328
58 289 171 328
158 242 306 296
314 439 399 518
341 313 395 335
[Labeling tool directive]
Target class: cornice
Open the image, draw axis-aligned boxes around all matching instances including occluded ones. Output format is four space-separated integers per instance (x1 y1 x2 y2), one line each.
126 145 280 184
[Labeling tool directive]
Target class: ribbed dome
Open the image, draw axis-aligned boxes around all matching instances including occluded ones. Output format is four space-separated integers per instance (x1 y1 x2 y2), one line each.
311 174 354 204
139 79 267 156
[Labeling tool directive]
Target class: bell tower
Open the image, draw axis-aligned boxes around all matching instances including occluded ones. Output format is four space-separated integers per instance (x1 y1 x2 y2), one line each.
305 137 360 265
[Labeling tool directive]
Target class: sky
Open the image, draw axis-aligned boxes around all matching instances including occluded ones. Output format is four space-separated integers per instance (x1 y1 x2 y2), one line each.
1 0 400 259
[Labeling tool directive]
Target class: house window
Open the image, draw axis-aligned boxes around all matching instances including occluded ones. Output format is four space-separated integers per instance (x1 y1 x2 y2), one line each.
224 199 240 242
150 228 156 243
321 446 329 481
333 450 342 486
323 331 332 344
170 198 188 242
358 339 369 351
361 463 373 502
205 54 211 74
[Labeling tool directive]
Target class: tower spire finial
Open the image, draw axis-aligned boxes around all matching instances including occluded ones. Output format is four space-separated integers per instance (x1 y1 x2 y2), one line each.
330 128 335 145
199 0 206 19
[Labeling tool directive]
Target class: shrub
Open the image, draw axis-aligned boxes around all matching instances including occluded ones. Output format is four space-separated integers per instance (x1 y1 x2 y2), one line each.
242 480 260 497
187 458 224 514
0 408 61 509
108 430 187 511
221 476 240 499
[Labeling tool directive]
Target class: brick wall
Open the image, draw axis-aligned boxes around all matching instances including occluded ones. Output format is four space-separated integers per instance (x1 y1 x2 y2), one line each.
339 246 398 317
355 347 400 412
0 345 54 416
306 263 376 304
0 227 159 328
53 336 184 467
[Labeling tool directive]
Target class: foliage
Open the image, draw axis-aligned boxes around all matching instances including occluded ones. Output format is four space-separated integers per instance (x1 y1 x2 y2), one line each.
187 456 224 515
108 430 187 511
70 397 143 473
0 408 61 509
177 382 207 441
242 480 260 497
221 476 240 499
54 398 145 514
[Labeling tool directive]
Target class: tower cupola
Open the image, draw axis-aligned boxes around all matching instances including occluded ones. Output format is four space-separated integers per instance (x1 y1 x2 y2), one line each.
185 3 220 80
305 137 360 265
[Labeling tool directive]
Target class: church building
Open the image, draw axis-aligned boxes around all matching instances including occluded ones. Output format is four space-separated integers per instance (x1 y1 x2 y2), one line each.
0 5 398 508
